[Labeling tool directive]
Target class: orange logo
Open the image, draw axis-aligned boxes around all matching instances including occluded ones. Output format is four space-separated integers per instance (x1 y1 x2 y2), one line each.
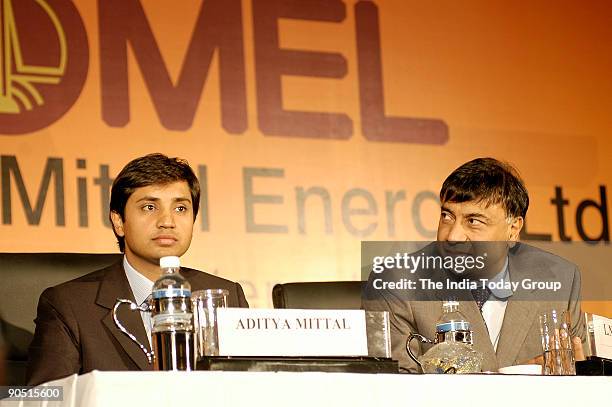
0 0 88 134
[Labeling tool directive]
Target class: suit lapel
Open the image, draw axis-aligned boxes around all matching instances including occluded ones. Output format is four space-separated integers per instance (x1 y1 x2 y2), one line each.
495 299 538 367
459 300 498 371
96 262 153 371
495 245 545 367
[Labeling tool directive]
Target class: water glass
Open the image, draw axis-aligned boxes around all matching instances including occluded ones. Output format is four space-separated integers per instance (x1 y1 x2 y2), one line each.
538 309 575 375
192 289 229 359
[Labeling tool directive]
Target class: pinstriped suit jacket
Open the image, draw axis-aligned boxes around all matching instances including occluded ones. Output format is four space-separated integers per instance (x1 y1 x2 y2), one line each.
363 243 585 373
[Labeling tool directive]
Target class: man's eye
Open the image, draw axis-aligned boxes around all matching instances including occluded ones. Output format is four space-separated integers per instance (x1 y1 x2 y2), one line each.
468 218 483 226
175 206 189 213
441 212 452 221
142 204 155 211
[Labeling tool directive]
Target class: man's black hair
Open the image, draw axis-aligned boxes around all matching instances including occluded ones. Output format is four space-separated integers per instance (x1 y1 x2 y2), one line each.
440 157 529 219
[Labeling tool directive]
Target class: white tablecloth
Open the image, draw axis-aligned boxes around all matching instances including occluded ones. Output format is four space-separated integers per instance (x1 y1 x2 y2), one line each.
7 371 611 407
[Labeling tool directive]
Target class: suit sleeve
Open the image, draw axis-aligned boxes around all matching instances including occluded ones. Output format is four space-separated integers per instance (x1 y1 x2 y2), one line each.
26 287 81 385
569 265 586 343
235 282 249 308
362 286 422 373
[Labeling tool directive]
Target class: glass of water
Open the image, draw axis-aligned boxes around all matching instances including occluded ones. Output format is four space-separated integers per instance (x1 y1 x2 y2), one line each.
538 309 575 375
192 289 229 360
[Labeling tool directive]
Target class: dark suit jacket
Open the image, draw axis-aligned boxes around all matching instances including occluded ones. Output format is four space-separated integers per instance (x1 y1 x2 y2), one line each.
26 261 248 385
362 243 585 373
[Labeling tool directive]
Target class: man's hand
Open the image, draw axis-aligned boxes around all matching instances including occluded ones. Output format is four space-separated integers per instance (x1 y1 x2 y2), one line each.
522 354 543 365
572 337 585 361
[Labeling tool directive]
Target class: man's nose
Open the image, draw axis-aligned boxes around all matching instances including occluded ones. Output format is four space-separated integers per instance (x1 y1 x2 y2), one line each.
156 209 176 228
446 221 468 242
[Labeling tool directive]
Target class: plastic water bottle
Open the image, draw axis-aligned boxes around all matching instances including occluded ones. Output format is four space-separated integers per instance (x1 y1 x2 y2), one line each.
150 256 194 370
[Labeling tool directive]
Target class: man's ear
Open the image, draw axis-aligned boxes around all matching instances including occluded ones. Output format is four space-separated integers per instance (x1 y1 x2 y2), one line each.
509 216 524 241
110 211 125 237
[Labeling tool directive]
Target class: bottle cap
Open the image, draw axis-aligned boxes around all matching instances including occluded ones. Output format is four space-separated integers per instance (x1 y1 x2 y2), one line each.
159 256 180 269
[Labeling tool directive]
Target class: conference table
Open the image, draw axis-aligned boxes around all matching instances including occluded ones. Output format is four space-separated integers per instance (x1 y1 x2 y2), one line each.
6 371 611 407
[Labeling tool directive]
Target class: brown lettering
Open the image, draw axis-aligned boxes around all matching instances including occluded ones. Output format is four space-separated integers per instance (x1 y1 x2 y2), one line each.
99 0 247 132
253 0 352 139
355 1 448 144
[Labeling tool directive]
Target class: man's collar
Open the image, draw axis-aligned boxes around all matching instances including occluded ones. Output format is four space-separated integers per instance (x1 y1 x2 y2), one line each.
123 256 154 306
488 256 513 299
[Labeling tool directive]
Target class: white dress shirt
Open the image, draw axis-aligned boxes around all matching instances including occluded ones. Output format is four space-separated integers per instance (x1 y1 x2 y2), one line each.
123 257 154 346
481 257 512 351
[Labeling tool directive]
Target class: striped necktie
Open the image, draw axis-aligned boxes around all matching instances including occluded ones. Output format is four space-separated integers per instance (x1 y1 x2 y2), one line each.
471 287 491 311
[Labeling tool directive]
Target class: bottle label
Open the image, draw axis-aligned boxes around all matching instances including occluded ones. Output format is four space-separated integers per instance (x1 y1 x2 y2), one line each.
436 321 470 333
152 313 193 327
152 288 191 299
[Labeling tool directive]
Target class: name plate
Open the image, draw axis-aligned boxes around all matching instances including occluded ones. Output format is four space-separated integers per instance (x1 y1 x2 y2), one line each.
217 308 368 357
587 313 612 360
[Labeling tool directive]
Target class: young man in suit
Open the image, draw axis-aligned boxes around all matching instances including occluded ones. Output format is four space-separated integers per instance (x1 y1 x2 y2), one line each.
364 157 585 372
27 154 248 385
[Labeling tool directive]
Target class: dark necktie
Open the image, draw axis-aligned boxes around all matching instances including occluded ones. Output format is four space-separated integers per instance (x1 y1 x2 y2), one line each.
471 287 491 311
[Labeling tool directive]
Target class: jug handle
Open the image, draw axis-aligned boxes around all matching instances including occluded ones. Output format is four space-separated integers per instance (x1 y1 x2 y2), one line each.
406 333 433 369
112 299 155 364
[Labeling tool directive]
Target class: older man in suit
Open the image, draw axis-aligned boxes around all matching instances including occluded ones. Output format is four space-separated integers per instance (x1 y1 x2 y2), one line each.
363 158 585 372
27 154 248 385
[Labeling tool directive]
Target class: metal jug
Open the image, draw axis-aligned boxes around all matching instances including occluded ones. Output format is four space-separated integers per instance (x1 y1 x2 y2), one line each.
113 290 194 371
406 301 482 374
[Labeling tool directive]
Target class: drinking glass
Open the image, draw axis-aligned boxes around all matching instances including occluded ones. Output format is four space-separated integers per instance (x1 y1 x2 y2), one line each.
538 309 575 375
192 289 229 359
